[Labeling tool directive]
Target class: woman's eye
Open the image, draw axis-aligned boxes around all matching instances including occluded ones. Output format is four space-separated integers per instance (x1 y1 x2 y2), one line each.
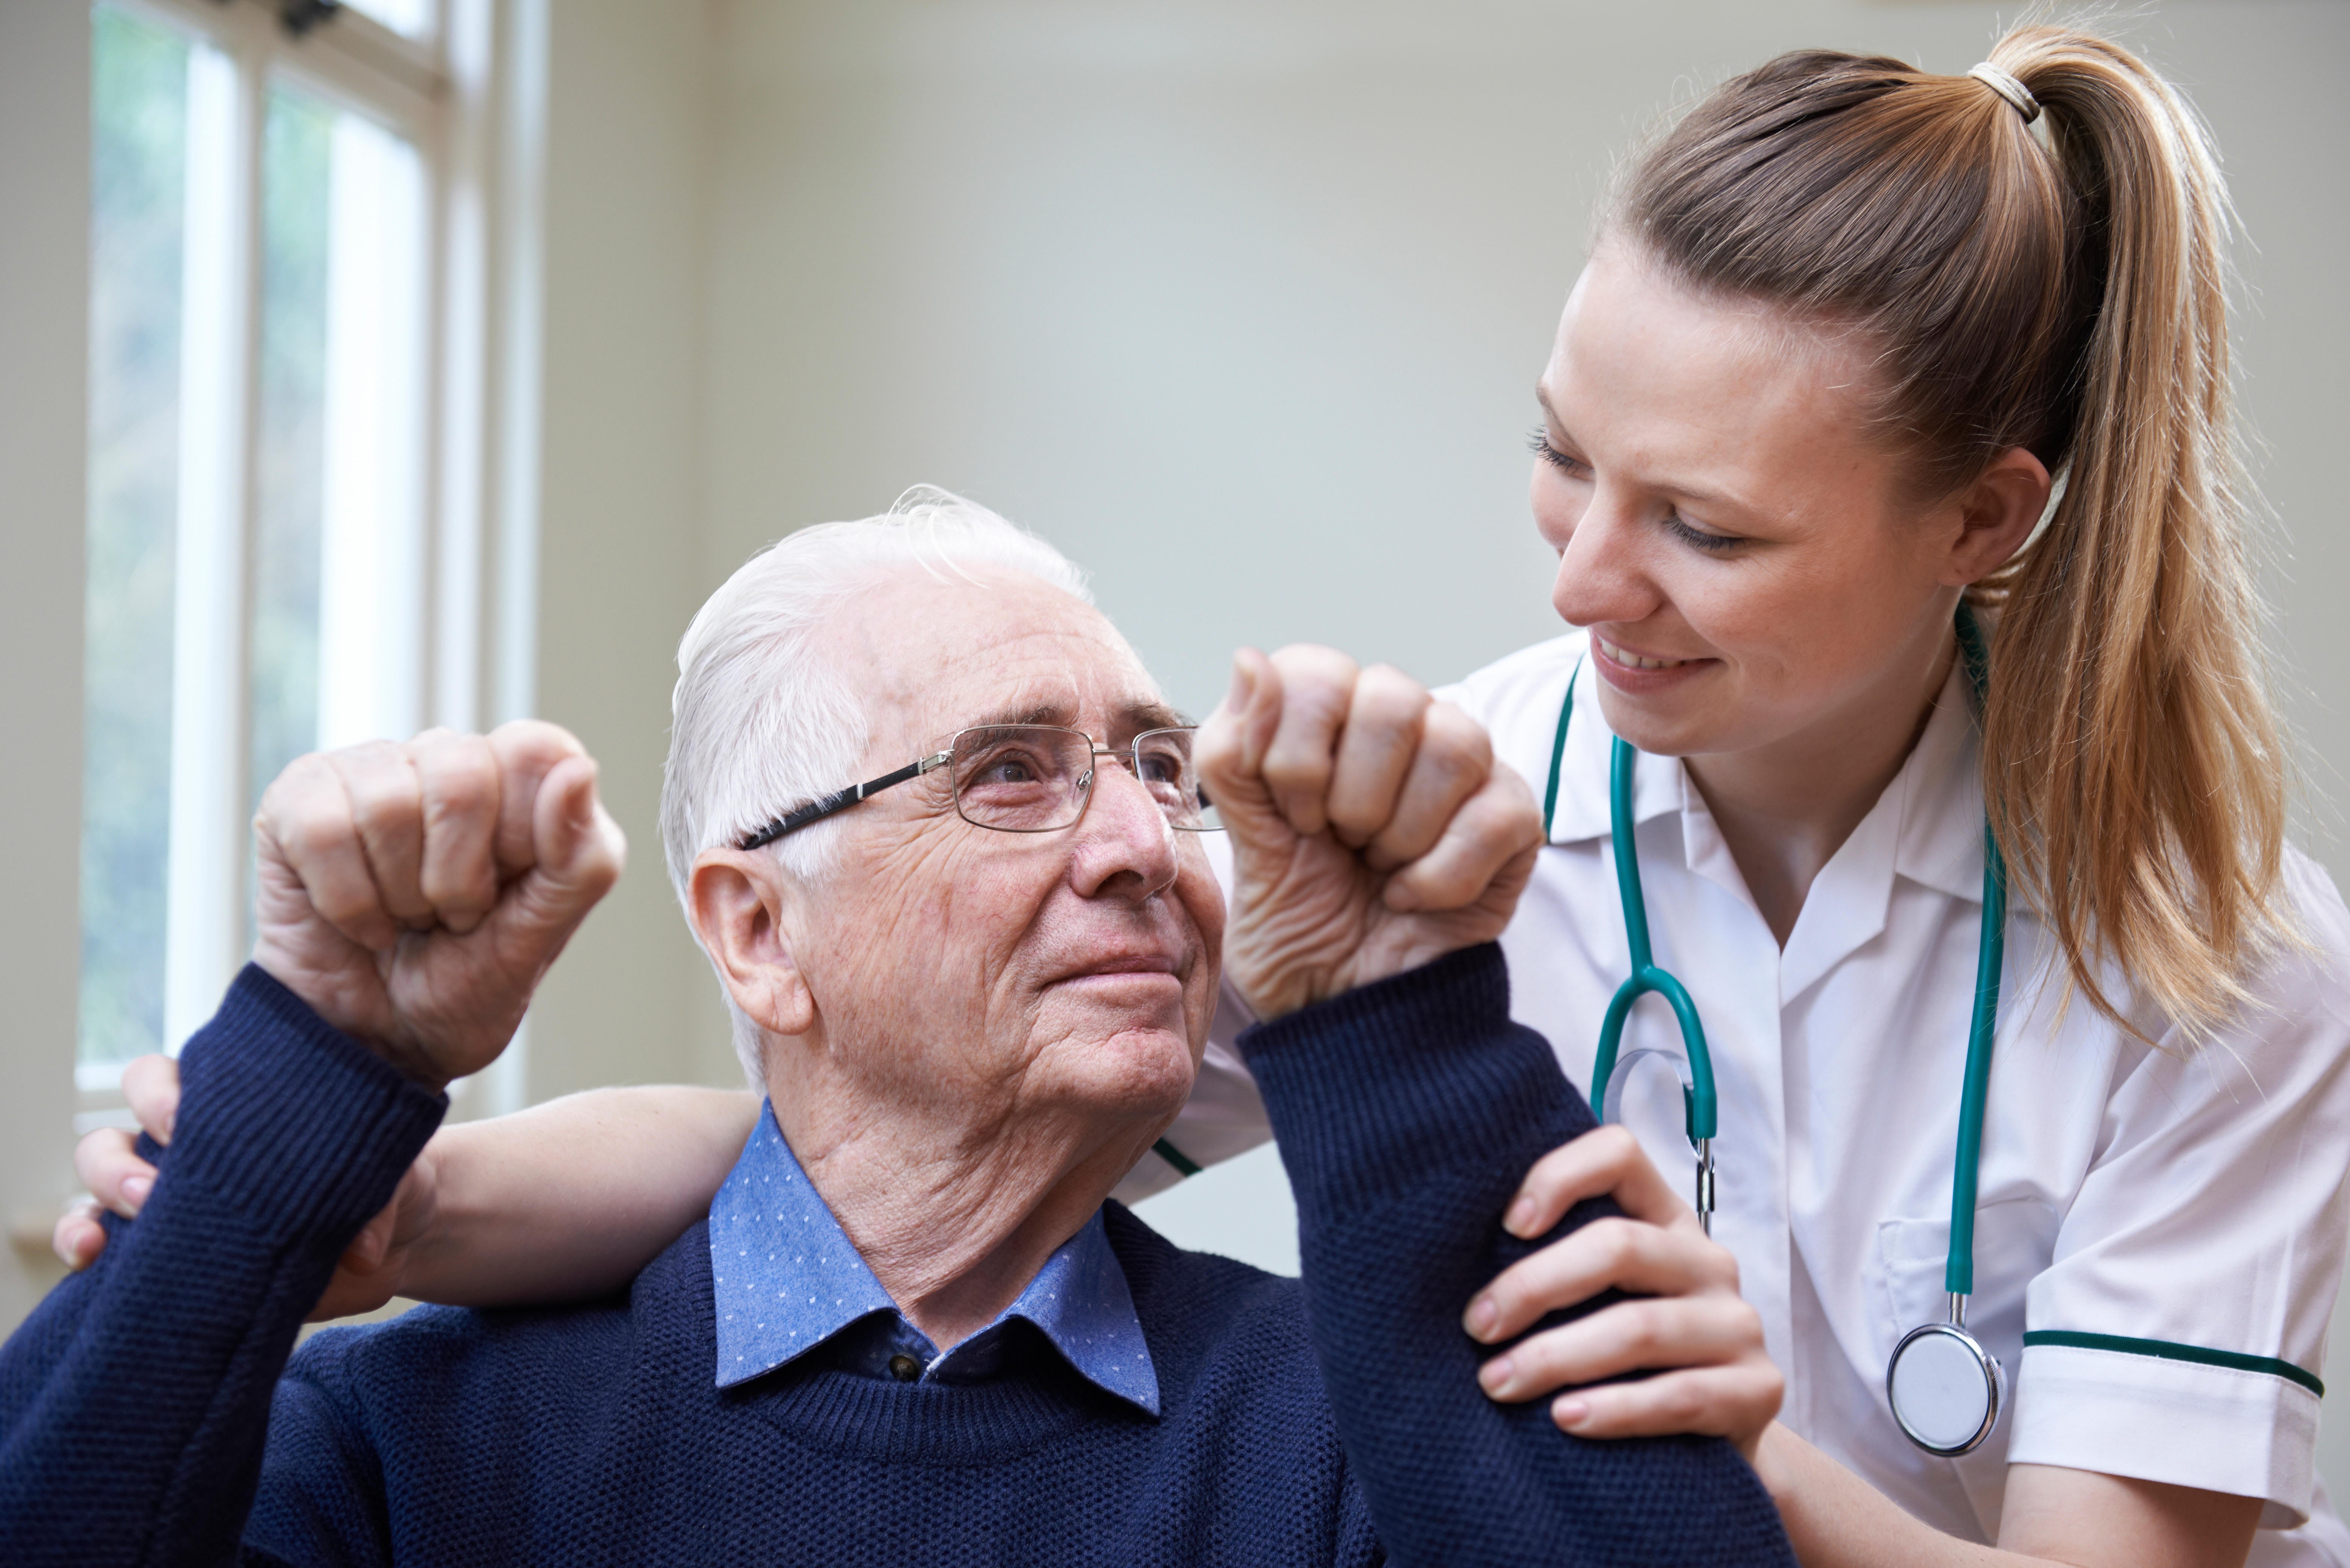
1527 429 1589 476
1663 512 1741 553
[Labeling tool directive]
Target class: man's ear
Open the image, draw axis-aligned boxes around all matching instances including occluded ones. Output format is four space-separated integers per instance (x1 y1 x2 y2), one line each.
689 851 818 1038
1941 445 2053 587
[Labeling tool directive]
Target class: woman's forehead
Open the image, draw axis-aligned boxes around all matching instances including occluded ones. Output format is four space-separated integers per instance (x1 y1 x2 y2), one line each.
1550 251 1885 510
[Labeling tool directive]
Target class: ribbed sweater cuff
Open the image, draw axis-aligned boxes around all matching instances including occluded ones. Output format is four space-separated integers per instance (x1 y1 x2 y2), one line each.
1241 943 1563 1221
162 964 448 1248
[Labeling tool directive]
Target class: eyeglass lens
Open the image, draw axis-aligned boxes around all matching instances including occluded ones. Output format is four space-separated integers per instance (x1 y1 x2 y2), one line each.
948 726 1218 833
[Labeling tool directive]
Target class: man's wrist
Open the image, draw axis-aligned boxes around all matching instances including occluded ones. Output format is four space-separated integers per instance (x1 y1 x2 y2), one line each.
247 946 456 1094
163 967 449 1251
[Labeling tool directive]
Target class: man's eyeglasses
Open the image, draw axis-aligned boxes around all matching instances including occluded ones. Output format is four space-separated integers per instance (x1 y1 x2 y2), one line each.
736 724 1222 851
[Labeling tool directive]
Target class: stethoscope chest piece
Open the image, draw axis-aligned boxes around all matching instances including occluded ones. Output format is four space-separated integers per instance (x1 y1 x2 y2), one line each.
1886 1310 2006 1456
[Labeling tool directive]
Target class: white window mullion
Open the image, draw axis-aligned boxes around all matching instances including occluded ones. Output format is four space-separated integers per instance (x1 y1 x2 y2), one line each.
162 36 262 1054
316 115 428 750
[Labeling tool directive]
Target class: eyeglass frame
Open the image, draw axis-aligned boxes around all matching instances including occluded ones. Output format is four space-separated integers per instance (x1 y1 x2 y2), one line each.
735 724 1222 851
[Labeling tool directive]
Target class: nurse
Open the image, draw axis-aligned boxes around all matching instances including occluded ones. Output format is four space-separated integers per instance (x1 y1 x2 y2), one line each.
1171 22 2350 1565
60 18 2350 1567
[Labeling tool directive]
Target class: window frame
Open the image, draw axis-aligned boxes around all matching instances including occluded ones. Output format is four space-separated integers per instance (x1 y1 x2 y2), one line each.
73 0 542 1133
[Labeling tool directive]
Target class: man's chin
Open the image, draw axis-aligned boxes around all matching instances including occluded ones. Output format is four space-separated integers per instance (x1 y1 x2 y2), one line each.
1042 1022 1197 1117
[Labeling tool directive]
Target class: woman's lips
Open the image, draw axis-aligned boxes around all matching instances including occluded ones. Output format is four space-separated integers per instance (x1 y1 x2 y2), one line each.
1595 633 1700 670
1591 632 1714 694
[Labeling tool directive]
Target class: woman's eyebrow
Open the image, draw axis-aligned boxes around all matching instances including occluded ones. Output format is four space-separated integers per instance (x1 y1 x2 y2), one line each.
1537 384 1773 521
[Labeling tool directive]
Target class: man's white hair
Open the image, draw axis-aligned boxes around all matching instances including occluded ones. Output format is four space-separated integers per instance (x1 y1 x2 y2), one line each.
659 485 1094 1089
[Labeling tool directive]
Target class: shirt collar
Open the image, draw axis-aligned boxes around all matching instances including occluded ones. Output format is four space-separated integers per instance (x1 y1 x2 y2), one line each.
1537 637 1988 906
707 1102 1160 1416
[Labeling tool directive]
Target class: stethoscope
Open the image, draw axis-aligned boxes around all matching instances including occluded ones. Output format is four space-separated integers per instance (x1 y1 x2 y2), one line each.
1543 606 2011 1457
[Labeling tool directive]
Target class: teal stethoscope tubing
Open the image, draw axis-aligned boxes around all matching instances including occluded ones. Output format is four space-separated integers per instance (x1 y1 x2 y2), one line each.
1545 605 2006 1293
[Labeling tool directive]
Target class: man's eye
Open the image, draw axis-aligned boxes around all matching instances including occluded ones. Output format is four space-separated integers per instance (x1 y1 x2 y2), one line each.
1136 750 1184 786
975 756 1042 786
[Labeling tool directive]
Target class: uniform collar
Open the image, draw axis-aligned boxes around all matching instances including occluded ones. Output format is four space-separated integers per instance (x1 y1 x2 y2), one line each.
707 1102 1160 1415
1538 639 1988 908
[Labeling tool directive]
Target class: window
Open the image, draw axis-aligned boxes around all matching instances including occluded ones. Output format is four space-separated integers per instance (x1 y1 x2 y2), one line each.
77 0 525 1126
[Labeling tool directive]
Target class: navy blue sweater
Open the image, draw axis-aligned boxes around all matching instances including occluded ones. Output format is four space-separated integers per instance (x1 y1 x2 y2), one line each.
0 945 1793 1566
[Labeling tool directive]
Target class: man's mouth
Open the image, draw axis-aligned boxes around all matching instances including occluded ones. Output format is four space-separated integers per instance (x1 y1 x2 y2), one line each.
1055 954 1181 984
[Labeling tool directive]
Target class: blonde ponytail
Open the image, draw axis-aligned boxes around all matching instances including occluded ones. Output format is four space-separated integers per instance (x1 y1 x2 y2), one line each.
1978 28 2288 1038
1613 23 2291 1040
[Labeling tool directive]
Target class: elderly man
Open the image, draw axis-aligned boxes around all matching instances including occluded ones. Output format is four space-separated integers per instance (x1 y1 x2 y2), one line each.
0 494 1791 1565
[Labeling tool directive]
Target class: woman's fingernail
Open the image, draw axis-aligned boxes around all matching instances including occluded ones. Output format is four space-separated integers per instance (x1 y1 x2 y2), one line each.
1478 1355 1515 1396
1553 1396 1590 1430
122 1176 152 1208
1506 1194 1538 1234
1465 1295 1499 1339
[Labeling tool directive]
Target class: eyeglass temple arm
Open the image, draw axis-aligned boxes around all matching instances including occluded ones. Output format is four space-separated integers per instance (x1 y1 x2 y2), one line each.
737 752 952 851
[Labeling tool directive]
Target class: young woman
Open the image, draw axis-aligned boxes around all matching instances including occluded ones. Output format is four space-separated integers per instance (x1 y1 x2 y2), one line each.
64 21 2350 1567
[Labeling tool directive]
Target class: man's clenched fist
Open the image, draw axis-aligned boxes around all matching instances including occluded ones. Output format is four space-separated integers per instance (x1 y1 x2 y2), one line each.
251 721 624 1091
1196 646 1541 1020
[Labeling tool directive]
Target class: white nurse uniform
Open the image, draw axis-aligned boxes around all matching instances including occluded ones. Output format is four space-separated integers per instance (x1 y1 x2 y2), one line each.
1121 629 2350 1563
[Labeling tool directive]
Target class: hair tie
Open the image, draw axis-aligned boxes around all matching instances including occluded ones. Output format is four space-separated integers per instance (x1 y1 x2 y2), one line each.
1967 62 2041 124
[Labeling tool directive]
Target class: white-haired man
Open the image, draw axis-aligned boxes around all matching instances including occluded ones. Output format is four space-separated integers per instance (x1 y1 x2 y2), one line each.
0 493 1793 1565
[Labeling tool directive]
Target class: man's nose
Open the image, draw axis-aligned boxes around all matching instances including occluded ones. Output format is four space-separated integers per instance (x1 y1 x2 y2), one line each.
1551 486 1664 629
1069 755 1179 900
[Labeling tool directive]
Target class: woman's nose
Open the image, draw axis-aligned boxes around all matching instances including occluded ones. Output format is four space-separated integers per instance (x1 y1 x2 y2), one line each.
1551 490 1661 629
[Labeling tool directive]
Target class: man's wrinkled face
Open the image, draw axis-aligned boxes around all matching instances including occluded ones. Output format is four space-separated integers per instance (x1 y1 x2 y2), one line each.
777 570 1224 1140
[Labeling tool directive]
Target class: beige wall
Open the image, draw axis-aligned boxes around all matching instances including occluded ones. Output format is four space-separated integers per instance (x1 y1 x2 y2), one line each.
0 0 88 1327
524 0 736 1099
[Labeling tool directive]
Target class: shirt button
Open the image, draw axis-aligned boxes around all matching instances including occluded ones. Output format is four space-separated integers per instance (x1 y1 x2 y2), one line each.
888 1353 921 1382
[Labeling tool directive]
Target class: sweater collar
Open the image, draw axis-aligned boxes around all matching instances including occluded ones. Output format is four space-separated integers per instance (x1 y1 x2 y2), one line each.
707 1102 1159 1415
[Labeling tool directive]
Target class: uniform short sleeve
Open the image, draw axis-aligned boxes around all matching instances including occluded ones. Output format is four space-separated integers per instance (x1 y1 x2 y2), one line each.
2009 853 2350 1527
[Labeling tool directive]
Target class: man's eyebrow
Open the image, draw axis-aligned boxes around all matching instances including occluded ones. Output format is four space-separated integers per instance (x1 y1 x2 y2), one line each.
964 700 1077 730
1122 700 1188 734
954 697 1189 736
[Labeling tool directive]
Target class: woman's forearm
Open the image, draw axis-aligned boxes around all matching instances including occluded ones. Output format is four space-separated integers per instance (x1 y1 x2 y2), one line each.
397 1086 761 1307
1756 1424 2260 1568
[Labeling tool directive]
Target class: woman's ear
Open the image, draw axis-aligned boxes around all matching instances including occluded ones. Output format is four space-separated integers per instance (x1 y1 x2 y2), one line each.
1943 445 2053 586
689 851 817 1038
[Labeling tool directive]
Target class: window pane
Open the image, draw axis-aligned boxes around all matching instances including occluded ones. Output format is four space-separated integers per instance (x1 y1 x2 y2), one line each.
80 7 190 1074
250 90 331 813
251 89 428 832
343 0 435 41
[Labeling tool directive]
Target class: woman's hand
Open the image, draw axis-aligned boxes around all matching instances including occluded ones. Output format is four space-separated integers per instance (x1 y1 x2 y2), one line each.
1463 1123 1782 1462
54 1052 433 1321
60 1053 762 1313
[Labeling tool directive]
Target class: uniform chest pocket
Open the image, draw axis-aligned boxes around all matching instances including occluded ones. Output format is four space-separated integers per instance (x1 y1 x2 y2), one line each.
1868 1198 2060 1373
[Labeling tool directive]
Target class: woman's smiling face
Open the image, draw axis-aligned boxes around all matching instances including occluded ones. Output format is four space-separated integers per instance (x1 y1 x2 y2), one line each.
1530 241 1971 764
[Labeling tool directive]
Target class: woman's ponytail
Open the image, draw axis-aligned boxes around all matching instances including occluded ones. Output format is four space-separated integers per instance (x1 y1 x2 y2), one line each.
1977 28 2288 1038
